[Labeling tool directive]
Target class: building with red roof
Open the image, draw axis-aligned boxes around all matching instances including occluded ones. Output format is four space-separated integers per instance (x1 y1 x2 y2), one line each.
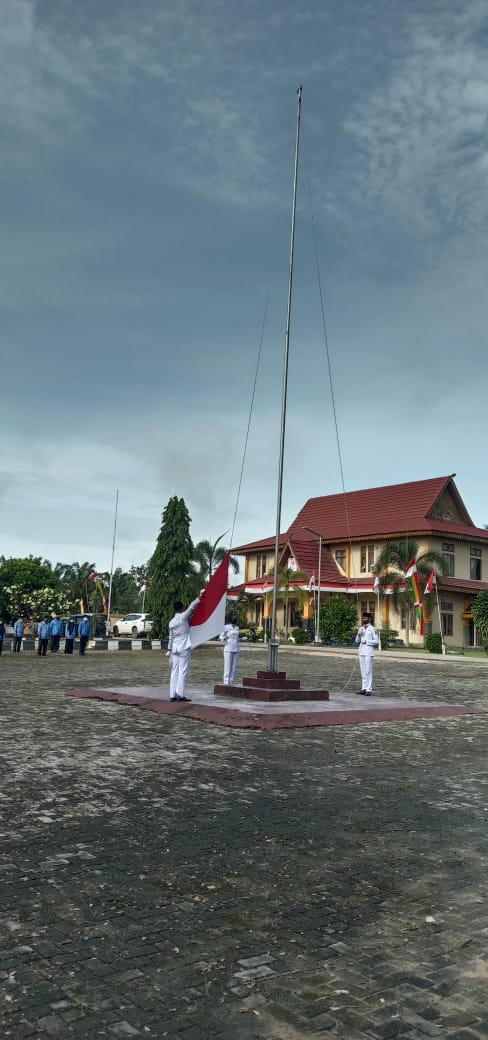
230 476 488 647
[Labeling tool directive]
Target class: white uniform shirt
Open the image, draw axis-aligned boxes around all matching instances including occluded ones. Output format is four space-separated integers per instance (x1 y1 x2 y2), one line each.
355 623 379 655
219 623 240 652
168 598 200 653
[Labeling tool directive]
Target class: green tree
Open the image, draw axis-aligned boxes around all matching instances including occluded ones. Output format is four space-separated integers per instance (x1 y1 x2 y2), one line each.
192 533 240 586
472 589 488 647
374 539 448 645
106 568 142 615
319 596 358 643
55 561 97 612
0 557 61 621
146 496 194 637
265 565 309 638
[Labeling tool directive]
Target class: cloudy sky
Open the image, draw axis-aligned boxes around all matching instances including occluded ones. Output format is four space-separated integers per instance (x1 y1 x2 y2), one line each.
2 0 488 572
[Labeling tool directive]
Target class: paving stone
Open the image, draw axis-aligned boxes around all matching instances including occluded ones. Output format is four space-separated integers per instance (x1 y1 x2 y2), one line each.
1 648 488 1040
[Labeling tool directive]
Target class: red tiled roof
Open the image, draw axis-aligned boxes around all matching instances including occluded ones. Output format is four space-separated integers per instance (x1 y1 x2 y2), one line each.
289 476 482 541
233 477 487 553
232 534 285 554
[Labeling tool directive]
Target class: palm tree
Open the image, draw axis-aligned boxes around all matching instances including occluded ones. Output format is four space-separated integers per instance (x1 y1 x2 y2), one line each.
192 533 240 584
374 539 448 645
265 564 310 639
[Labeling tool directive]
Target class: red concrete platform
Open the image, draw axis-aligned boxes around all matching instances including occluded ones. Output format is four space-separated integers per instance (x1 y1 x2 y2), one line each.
65 685 478 730
213 668 329 702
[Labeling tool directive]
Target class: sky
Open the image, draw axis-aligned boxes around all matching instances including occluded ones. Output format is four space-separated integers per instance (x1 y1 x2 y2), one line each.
1 0 488 573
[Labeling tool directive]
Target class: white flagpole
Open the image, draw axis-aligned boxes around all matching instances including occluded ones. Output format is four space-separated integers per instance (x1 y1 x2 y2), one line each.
433 578 446 654
106 489 119 636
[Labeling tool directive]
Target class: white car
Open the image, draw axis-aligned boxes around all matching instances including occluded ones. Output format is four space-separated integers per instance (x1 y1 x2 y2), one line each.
112 613 153 638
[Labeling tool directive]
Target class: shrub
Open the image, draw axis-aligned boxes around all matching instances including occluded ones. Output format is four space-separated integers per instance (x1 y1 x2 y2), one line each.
291 627 310 644
379 627 398 650
425 632 443 653
319 596 358 644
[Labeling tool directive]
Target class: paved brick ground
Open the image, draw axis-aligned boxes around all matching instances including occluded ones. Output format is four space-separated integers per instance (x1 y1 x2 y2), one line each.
1 645 488 1039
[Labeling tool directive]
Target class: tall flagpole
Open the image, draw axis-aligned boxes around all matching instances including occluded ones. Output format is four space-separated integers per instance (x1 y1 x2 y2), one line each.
106 489 119 636
268 85 302 672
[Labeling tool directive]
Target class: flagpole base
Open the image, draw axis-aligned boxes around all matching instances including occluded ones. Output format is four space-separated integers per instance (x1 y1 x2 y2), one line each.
267 638 279 672
214 670 329 702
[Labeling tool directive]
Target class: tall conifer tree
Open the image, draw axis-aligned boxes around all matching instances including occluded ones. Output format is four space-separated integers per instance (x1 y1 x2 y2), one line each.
147 497 194 637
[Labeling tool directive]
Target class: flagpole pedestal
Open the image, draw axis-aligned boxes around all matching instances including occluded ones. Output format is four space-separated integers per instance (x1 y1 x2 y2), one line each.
214 669 329 702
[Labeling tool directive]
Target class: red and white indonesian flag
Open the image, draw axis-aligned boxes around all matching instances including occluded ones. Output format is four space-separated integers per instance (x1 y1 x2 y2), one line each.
190 553 230 648
373 573 380 592
424 570 436 594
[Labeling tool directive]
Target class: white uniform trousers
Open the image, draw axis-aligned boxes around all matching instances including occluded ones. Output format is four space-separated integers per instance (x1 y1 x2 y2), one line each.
359 652 374 693
170 649 192 698
223 649 239 685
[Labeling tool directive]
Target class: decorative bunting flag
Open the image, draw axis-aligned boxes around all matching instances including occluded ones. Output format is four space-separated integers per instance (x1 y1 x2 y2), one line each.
405 558 421 603
190 553 230 648
414 601 425 635
308 574 315 591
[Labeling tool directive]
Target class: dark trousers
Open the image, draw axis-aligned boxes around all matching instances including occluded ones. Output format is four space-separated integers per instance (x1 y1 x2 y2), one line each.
79 636 89 655
0 640 3 655
64 639 74 654
50 635 60 653
38 639 48 656
13 637 22 652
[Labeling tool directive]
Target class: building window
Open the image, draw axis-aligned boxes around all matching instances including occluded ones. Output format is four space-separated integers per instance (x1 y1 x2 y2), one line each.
441 600 453 637
335 549 346 571
442 542 455 576
360 544 375 573
256 553 267 578
470 547 482 580
442 613 453 636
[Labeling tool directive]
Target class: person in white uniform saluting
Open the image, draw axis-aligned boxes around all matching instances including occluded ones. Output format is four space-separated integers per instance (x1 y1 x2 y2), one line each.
167 591 204 702
219 612 240 685
355 611 379 696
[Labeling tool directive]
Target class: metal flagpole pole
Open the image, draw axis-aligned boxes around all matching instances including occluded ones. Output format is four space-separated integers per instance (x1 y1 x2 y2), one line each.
106 489 119 636
268 86 302 673
434 578 446 654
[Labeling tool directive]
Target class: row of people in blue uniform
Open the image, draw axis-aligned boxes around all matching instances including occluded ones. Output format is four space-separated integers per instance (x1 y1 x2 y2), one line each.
0 616 92 656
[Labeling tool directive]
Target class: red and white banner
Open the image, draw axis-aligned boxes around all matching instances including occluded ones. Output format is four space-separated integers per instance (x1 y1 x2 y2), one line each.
190 553 230 648
424 570 436 594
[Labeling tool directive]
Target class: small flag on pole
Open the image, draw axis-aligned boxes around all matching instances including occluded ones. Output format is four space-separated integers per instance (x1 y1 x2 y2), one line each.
190 554 230 648
424 570 436 595
139 581 147 597
373 573 379 592
308 574 315 591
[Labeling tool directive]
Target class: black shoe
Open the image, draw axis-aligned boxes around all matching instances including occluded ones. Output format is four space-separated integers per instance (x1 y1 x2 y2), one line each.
170 696 178 702
364 692 372 697
177 695 191 702
356 690 366 695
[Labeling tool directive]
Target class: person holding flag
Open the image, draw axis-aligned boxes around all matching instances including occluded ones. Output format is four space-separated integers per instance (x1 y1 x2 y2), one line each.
166 591 205 702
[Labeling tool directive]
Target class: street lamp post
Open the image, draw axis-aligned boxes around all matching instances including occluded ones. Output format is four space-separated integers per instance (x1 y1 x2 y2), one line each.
304 526 323 644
